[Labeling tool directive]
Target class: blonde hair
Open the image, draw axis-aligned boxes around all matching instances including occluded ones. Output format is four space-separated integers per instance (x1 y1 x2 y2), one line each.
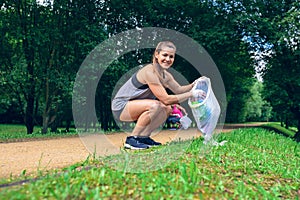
152 41 176 64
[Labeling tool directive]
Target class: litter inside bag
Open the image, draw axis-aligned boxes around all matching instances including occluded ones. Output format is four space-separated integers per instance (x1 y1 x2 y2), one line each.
188 77 221 142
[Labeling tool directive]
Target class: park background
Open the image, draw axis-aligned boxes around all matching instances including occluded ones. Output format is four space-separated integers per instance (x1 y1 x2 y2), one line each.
1 0 299 140
0 1 300 199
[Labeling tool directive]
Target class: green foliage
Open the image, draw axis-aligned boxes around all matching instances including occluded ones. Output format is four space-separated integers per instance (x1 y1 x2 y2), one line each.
186 1 256 123
0 128 299 199
1 0 299 131
0 0 108 133
244 81 273 122
241 0 300 134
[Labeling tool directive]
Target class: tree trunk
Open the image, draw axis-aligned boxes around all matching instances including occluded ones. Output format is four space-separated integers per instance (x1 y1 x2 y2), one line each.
50 119 58 133
285 115 289 129
102 98 109 131
294 118 300 142
65 119 71 133
42 78 50 134
25 94 34 134
290 105 300 142
294 131 300 142
24 60 35 134
20 2 36 135
42 115 49 134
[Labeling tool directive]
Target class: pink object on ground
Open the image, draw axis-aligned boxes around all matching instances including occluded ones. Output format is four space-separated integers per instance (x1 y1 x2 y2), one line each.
172 105 183 118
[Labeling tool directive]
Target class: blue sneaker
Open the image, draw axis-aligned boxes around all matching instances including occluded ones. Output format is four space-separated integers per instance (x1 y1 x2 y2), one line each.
136 137 161 147
124 136 149 150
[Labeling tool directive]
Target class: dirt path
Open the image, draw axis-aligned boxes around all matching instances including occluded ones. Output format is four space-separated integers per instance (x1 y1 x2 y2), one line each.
0 124 263 179
0 137 89 178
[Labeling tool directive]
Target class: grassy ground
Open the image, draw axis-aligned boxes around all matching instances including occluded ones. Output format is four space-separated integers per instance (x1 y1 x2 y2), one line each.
0 127 299 199
0 124 78 142
0 122 297 142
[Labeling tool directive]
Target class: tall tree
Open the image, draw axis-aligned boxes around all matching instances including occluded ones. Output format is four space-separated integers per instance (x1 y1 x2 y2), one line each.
0 0 107 133
246 0 300 140
0 1 40 134
37 0 107 133
187 0 256 122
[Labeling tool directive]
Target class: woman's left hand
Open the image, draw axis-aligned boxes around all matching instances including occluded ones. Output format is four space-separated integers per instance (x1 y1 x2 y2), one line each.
175 104 187 115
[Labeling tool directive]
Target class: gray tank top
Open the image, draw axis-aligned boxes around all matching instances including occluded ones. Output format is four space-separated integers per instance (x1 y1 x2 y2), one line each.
111 72 156 112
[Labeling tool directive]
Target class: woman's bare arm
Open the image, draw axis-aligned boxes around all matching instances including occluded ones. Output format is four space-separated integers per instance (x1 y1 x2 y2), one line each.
148 83 192 105
164 71 193 94
138 66 192 105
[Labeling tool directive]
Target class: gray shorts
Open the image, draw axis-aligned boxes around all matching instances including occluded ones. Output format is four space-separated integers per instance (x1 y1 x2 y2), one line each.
112 109 124 122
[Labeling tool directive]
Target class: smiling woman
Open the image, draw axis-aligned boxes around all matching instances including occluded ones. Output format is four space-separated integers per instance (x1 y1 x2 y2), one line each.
111 41 204 150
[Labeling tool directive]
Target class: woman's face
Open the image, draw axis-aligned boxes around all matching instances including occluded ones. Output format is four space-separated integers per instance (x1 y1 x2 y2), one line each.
155 48 175 69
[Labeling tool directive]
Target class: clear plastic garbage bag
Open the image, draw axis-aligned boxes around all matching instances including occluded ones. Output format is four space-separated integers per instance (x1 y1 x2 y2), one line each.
188 77 221 142
179 115 192 130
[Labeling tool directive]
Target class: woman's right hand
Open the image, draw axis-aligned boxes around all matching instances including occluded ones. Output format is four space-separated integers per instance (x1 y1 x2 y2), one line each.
192 89 206 99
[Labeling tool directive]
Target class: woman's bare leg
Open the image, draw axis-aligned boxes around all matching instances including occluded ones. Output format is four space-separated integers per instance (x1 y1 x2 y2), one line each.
119 100 172 137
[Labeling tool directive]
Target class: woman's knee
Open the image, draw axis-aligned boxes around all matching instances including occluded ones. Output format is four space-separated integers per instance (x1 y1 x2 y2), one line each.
149 101 172 114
